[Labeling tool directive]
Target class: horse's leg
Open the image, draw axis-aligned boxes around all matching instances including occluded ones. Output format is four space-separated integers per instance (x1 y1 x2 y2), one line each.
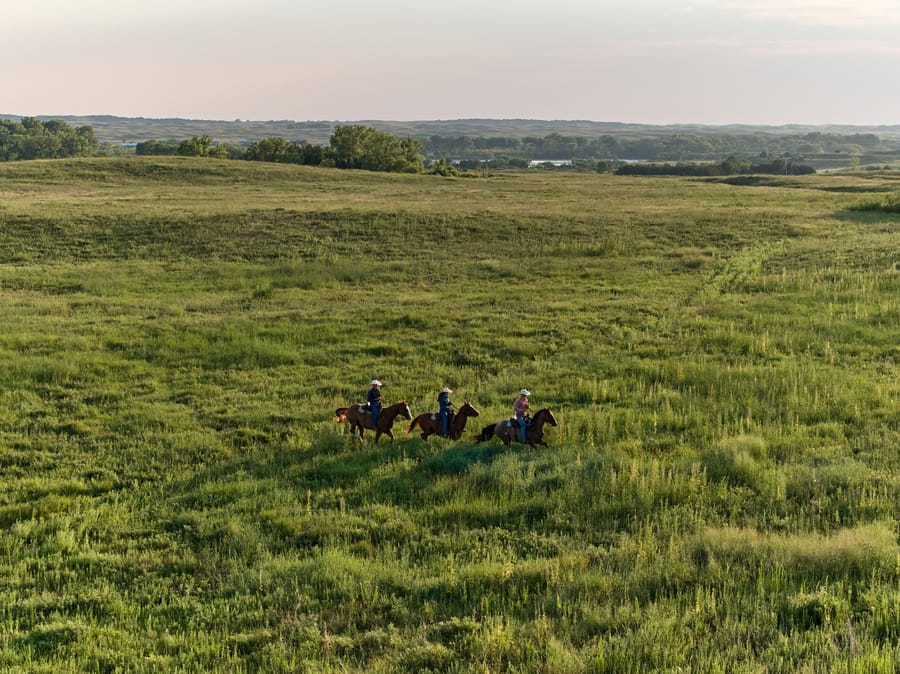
477 423 496 443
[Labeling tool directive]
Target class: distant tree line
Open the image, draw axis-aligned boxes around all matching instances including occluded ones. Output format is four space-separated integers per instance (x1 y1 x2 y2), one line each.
139 128 891 173
420 131 890 162
137 125 424 173
0 119 423 173
0 117 99 161
614 156 816 176
4 118 895 175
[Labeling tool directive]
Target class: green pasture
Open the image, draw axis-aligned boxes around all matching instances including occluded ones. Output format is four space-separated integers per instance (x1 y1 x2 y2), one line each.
0 157 897 672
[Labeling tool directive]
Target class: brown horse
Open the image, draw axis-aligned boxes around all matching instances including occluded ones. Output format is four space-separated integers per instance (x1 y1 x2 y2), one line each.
475 408 558 447
339 400 413 443
407 401 480 440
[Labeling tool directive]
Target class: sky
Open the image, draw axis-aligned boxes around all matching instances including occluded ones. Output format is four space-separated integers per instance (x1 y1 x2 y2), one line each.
4 0 900 126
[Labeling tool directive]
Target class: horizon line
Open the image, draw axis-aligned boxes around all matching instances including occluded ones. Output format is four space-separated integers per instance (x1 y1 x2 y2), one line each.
2 113 900 129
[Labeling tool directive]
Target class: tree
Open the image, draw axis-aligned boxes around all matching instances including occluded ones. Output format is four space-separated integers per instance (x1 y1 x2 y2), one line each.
177 135 216 157
398 137 424 172
136 140 179 156
298 143 324 165
328 125 372 169
245 136 291 162
0 117 98 161
359 130 399 171
430 158 460 177
720 156 741 175
327 125 423 173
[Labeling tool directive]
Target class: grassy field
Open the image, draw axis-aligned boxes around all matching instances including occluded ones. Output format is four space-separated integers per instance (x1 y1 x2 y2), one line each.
0 157 897 672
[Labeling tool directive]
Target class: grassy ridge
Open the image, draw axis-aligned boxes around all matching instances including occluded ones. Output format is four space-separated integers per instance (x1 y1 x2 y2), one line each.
0 157 898 672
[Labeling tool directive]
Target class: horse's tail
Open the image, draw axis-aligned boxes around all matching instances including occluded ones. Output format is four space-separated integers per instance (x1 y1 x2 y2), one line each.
475 423 495 443
407 415 421 434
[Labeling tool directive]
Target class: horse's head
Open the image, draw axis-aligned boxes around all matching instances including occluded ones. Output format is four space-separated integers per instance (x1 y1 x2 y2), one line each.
334 407 349 423
459 401 480 417
538 408 558 427
400 401 413 420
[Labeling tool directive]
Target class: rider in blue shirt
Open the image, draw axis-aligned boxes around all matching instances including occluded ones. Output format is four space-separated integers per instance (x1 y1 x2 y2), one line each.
438 387 454 437
367 380 383 429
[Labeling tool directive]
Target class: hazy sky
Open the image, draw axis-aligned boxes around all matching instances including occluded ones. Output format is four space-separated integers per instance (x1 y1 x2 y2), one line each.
5 0 900 125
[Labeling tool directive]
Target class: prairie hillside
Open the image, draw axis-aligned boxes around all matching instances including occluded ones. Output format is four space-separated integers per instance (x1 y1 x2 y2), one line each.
0 157 897 672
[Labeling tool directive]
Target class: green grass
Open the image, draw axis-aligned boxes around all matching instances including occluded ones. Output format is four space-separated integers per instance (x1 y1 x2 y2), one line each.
0 157 898 672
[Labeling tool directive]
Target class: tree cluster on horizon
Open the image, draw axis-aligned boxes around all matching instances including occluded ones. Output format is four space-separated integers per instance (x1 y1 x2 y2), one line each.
0 117 98 161
136 125 424 174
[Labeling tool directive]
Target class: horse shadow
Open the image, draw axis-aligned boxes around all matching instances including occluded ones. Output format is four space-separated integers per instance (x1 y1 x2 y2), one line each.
419 442 508 477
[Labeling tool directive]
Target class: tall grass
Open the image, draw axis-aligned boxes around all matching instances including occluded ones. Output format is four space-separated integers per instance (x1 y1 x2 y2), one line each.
0 157 897 671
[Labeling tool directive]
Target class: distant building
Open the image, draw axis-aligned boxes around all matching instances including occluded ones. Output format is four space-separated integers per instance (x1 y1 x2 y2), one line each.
528 159 572 167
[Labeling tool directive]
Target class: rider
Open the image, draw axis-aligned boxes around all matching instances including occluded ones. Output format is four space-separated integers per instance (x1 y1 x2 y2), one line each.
514 388 530 443
367 380 383 430
438 387 454 437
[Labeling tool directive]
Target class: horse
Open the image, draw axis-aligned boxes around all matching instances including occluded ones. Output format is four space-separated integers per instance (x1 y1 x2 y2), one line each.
475 408 558 447
340 400 413 443
407 401 480 440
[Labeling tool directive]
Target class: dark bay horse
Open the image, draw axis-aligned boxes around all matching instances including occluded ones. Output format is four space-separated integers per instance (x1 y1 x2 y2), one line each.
407 401 480 440
475 408 558 447
338 401 413 443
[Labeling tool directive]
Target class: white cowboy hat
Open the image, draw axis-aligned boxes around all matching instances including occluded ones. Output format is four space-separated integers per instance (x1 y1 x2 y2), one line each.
519 388 531 396
370 379 382 386
441 387 453 393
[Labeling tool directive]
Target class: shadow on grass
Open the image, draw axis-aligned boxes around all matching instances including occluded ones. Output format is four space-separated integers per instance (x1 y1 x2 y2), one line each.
420 442 509 477
354 441 513 507
150 428 521 545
